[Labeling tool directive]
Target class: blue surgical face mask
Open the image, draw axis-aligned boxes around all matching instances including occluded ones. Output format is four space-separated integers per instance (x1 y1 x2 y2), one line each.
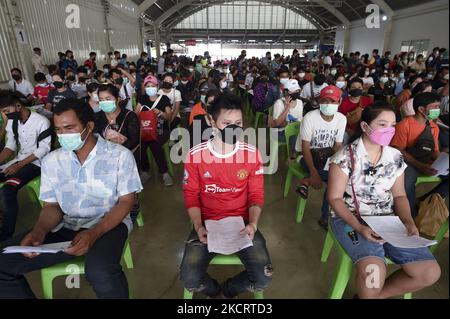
320 103 339 116
58 128 88 152
99 100 117 113
92 106 101 113
145 87 158 97
173 80 179 88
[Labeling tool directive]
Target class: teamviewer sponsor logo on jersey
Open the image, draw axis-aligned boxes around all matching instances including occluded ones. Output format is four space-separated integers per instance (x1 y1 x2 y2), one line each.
204 184 241 194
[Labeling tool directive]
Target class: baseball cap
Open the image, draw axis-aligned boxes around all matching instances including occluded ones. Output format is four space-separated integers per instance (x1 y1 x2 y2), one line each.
319 85 342 103
284 79 301 93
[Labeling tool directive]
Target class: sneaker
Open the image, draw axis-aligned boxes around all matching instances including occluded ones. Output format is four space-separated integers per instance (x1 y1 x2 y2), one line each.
140 172 152 184
163 173 174 187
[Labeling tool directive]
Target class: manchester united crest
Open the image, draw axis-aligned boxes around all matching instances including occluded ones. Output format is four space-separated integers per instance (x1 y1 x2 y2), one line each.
237 169 249 180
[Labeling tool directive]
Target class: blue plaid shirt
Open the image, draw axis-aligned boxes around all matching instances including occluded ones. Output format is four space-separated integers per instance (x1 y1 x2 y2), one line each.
39 136 143 233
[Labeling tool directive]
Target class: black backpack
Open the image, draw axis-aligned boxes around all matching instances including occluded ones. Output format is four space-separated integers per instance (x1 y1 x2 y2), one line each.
13 118 55 151
407 121 435 163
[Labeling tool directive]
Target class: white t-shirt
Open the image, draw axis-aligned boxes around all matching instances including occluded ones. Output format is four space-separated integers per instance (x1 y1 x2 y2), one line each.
158 88 182 106
300 82 328 99
297 109 347 152
8 79 34 97
158 88 182 118
362 76 374 87
119 83 135 111
1 112 51 170
273 98 304 132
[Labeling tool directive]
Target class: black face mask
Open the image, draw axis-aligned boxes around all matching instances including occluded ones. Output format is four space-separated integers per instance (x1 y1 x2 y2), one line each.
349 88 363 97
67 76 76 82
53 81 64 89
12 74 21 81
79 77 87 83
218 124 244 146
7 112 20 121
314 79 325 86
162 82 173 89
290 93 300 101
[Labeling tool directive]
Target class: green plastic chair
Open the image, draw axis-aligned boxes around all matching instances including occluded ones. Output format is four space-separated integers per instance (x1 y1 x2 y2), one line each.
283 161 309 223
40 240 134 299
416 175 442 185
1 177 43 206
320 226 412 299
284 121 301 160
429 217 449 254
183 254 264 299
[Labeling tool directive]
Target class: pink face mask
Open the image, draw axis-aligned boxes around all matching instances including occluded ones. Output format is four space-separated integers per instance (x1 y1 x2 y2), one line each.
367 125 396 146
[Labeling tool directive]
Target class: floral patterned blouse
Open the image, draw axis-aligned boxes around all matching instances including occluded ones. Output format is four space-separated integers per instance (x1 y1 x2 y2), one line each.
330 137 407 217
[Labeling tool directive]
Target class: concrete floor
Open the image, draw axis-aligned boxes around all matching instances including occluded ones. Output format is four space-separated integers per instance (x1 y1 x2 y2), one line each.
14 158 449 299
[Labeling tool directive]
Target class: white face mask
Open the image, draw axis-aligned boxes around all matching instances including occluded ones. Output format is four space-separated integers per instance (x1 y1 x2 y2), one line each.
365 71 370 76
220 81 227 90
336 81 346 89
320 104 339 116
380 77 389 84
280 78 290 86
330 69 337 76
299 73 306 78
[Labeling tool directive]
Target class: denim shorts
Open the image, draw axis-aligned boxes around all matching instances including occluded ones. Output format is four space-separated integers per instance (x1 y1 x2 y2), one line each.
330 217 436 265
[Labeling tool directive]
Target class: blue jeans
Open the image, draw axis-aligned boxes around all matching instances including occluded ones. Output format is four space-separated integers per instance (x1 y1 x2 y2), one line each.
404 165 449 218
0 163 41 242
300 158 330 225
331 217 435 264
0 224 129 299
180 229 273 298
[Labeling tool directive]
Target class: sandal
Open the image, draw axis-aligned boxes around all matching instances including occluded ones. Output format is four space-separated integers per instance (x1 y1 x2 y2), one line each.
296 184 309 199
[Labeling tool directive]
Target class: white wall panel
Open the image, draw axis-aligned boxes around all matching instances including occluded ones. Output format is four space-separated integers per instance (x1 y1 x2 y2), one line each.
0 0 21 84
6 0 141 75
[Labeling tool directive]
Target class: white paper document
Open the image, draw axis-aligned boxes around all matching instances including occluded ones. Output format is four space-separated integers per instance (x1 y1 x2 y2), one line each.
2 241 72 254
205 216 253 255
431 153 449 177
361 216 437 249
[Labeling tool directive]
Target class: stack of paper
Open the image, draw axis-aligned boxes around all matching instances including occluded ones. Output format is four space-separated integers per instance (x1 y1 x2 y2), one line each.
2 241 72 254
431 153 449 177
361 216 437 248
205 216 253 255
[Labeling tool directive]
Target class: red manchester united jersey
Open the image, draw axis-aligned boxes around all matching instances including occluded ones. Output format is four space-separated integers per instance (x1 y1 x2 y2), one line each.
183 140 264 222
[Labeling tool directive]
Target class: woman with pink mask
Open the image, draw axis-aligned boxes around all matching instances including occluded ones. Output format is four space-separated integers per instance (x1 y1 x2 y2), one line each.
327 102 441 299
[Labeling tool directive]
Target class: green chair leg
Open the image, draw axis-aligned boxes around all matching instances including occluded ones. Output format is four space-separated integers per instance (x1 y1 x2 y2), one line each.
123 241 134 269
163 142 175 177
430 217 449 253
295 197 307 223
329 252 353 299
254 291 264 299
254 112 263 129
184 288 194 299
320 230 334 263
136 212 145 228
284 167 294 198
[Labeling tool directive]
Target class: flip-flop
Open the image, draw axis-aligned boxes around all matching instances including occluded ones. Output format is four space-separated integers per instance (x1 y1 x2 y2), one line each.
295 184 309 199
